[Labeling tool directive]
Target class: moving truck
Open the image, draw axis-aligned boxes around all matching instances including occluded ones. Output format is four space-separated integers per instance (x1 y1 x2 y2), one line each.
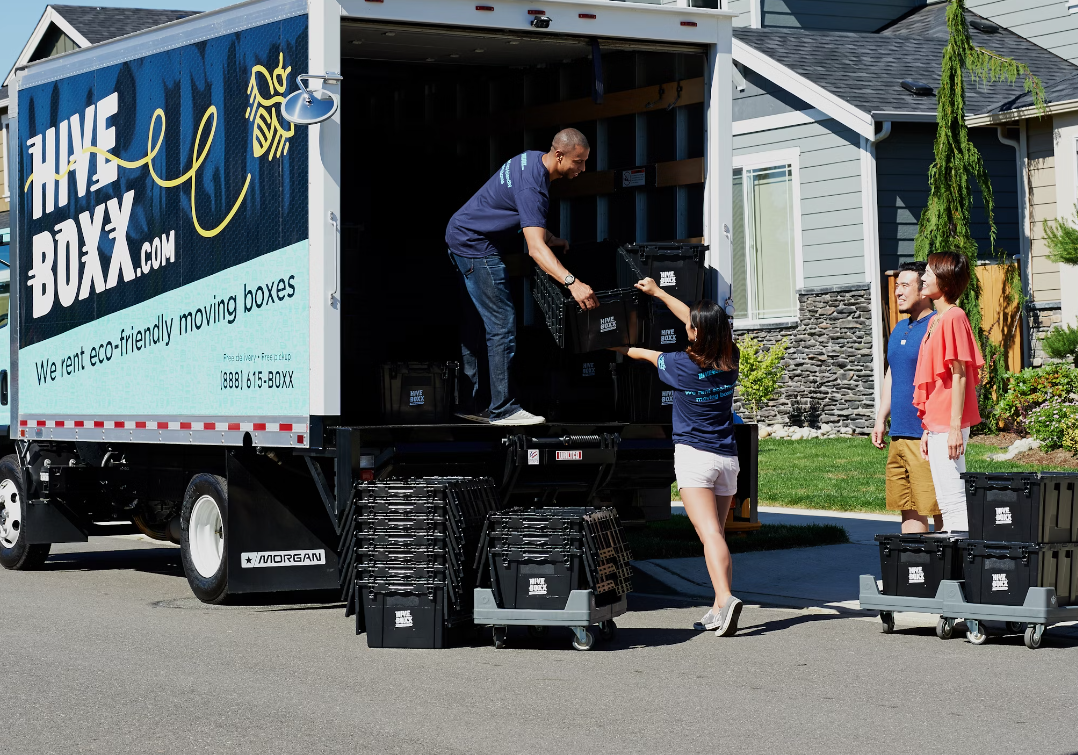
0 0 737 603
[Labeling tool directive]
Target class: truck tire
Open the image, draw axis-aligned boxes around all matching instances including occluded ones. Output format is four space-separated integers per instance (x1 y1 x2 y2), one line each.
0 455 51 570
180 474 228 604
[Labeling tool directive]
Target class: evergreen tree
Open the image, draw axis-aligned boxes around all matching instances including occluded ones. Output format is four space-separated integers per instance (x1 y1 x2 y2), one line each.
914 0 1045 417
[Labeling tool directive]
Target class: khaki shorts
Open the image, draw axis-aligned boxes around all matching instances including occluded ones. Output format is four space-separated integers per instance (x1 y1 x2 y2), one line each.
885 438 941 517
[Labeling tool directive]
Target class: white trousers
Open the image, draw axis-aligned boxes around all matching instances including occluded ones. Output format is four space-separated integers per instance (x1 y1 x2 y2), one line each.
925 429 970 532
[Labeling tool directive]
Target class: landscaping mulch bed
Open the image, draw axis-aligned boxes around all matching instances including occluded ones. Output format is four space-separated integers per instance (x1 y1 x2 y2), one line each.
1011 448 1078 469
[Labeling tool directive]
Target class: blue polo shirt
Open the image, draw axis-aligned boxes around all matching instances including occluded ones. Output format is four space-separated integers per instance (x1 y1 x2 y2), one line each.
446 151 551 258
887 310 936 438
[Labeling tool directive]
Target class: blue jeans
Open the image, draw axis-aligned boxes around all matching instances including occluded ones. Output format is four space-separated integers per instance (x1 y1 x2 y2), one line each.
449 251 521 420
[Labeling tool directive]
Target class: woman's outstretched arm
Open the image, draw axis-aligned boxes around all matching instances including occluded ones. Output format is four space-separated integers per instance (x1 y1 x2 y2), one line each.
609 346 663 367
634 278 691 326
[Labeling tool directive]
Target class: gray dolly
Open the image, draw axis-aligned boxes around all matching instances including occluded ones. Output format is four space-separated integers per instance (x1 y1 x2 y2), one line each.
473 588 627 650
859 574 1078 649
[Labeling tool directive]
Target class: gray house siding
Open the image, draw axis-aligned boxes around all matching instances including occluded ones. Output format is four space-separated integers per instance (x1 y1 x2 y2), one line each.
734 118 866 288
875 123 1020 273
967 0 1078 65
733 69 812 121
760 0 926 32
728 0 753 26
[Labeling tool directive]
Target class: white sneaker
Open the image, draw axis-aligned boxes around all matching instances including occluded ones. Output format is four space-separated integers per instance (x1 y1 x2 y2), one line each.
491 409 546 426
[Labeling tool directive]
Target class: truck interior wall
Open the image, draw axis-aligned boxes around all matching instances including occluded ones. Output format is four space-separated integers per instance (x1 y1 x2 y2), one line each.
338 29 706 424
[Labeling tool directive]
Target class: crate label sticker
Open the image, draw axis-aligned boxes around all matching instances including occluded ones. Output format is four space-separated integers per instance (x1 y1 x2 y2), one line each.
240 549 326 568
659 271 677 287
660 328 677 345
529 577 548 596
992 573 1009 591
556 450 582 461
395 610 414 628
527 449 540 466
907 566 925 584
582 362 596 377
994 507 1012 525
661 390 675 406
622 168 646 188
409 389 426 406
600 316 617 333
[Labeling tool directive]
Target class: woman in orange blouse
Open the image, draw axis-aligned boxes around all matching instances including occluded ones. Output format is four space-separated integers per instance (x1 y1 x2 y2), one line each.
913 252 984 532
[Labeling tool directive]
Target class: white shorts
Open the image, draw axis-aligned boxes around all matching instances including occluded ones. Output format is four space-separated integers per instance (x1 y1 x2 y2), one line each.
674 444 740 496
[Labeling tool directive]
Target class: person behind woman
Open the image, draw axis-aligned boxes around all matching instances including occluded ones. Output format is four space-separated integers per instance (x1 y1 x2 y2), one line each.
914 251 985 532
612 279 742 636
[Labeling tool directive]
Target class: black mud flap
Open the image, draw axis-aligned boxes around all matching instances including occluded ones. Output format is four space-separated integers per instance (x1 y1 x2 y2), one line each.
226 452 340 594
25 499 88 544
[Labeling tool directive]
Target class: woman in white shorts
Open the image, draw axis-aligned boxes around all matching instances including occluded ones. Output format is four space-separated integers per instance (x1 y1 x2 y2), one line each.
612 279 742 637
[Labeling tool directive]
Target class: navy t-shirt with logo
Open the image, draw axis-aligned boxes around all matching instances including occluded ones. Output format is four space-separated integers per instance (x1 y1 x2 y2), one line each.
446 150 551 258
657 351 739 457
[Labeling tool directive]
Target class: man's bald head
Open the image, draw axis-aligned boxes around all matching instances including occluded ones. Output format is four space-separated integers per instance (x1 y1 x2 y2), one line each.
552 128 590 153
547 128 590 181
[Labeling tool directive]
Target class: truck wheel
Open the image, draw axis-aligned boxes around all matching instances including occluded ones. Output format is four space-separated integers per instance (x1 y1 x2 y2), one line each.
180 474 228 604
0 455 51 570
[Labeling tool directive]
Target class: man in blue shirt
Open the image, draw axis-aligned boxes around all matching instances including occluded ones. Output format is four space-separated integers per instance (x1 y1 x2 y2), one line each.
872 261 941 532
446 128 599 425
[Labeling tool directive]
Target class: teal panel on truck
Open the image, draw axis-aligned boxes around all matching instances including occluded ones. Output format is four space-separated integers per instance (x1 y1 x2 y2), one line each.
14 14 310 444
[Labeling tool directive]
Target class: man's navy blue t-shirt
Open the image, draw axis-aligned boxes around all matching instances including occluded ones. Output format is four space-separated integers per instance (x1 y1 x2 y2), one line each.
446 151 550 259
887 310 936 438
657 350 739 457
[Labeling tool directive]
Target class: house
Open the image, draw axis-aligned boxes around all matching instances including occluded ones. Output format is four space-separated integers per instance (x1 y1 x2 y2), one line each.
722 1 1076 427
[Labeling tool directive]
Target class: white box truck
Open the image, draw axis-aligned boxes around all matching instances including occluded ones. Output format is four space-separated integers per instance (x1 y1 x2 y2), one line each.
0 0 737 603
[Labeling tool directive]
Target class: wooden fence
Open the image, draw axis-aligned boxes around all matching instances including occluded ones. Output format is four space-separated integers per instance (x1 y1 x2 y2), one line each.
883 262 1022 372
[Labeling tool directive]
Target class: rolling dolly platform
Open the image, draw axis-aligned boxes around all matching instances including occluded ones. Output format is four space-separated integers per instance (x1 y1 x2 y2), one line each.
473 588 627 651
859 575 1078 650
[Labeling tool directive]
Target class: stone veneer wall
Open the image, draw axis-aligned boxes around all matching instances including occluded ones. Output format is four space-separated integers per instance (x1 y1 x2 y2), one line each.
1028 301 1063 367
733 282 877 432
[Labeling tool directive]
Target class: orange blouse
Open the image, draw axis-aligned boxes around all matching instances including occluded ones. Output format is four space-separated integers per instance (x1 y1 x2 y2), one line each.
912 306 984 433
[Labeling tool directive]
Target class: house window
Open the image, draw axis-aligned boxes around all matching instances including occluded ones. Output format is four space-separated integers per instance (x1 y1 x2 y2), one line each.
731 154 800 322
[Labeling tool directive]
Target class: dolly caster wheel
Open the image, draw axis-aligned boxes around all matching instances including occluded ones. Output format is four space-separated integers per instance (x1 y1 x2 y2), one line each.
936 617 955 640
966 620 989 646
571 627 594 651
1024 624 1045 650
527 625 549 639
1007 621 1026 634
598 620 617 642
493 626 508 649
879 611 895 634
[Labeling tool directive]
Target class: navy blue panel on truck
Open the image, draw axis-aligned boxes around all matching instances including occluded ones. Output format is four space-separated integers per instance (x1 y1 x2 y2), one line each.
15 15 310 447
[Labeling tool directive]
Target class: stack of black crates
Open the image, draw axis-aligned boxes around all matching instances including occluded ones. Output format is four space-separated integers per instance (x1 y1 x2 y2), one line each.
478 507 633 610
875 473 1077 606
959 472 1077 606
344 477 500 648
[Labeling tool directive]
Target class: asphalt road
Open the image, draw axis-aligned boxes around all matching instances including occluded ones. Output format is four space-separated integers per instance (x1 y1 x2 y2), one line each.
3 537 1078 755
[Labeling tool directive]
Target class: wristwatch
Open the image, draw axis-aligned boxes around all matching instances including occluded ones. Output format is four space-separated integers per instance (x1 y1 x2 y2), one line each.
563 274 576 287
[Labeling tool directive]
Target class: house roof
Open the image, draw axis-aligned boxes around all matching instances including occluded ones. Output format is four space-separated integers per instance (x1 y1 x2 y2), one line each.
5 4 198 87
47 5 198 46
0 85 7 105
733 4 1078 125
0 210 9 231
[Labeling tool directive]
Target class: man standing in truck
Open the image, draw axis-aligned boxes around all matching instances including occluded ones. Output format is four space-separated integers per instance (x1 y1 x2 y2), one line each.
446 128 599 426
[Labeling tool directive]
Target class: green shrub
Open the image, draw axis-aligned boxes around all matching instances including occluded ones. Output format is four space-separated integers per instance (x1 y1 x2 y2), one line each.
1043 325 1078 367
1064 423 1078 456
1026 403 1078 451
737 336 788 419
993 364 1078 432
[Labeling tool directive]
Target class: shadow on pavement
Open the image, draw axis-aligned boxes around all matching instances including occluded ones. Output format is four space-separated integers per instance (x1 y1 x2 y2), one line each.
733 611 850 638
456 624 699 651
41 547 183 577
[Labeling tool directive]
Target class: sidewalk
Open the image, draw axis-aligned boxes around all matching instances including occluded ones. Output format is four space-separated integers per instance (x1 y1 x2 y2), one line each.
634 505 903 612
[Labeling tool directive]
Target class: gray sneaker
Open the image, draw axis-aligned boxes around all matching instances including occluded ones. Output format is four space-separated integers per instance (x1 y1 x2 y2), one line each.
491 409 545 426
694 609 721 631
714 596 743 637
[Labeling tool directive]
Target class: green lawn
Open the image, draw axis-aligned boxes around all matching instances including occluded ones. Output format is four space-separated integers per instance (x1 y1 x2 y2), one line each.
753 437 1057 513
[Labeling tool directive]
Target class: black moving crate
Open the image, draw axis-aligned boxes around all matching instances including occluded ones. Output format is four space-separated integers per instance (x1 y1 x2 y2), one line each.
345 477 500 648
545 352 617 422
379 362 458 423
963 473 1078 543
959 541 1059 607
616 242 707 303
533 270 642 352
479 507 633 610
614 360 674 423
876 533 965 599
